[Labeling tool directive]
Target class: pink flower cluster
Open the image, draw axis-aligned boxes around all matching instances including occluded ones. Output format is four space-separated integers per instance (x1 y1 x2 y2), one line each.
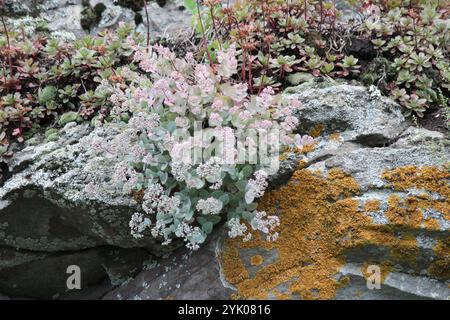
87 40 313 250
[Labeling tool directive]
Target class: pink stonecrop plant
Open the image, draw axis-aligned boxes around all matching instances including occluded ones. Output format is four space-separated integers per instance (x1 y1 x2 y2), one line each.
85 42 313 250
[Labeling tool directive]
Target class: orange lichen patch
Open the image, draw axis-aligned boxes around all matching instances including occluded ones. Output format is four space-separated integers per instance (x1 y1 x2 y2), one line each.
281 143 316 158
389 234 420 265
423 217 441 231
364 199 381 212
298 159 308 168
272 290 292 300
221 168 366 300
357 225 423 269
220 240 249 285
382 166 450 227
428 239 450 280
309 123 325 138
381 166 450 196
329 132 340 141
250 255 264 266
358 225 397 245
279 152 289 162
340 275 350 286
385 195 423 229
301 144 316 154
221 166 450 300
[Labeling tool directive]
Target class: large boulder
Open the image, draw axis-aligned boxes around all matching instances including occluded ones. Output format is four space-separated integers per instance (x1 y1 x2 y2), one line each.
104 83 449 300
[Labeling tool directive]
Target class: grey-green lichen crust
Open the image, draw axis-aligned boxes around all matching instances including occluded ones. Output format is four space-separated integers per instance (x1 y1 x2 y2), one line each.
0 123 178 255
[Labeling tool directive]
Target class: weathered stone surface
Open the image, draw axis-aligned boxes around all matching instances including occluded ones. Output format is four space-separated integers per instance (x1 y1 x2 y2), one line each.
288 83 408 145
2 0 35 16
135 1 192 39
4 0 193 39
1 123 178 254
308 128 448 191
103 229 234 300
271 83 408 186
41 0 85 38
0 246 149 299
0 123 179 298
336 263 449 300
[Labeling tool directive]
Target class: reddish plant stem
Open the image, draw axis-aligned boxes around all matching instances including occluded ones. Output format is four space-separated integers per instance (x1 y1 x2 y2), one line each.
209 5 222 50
332 0 337 35
412 12 418 49
304 0 307 20
248 56 253 94
0 15 13 78
1 62 6 87
143 0 150 51
21 24 25 42
241 47 246 82
319 0 323 31
284 1 290 36
196 0 213 66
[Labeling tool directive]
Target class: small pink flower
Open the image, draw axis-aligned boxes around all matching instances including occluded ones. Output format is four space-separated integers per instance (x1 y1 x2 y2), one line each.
232 83 248 102
239 110 252 121
291 99 304 110
211 99 225 111
209 112 223 127
217 44 238 79
295 134 314 148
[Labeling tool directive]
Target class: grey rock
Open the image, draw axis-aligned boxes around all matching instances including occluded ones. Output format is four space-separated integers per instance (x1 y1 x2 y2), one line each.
2 0 35 16
0 246 150 299
225 84 449 299
3 0 193 39
96 4 134 30
103 228 234 300
272 84 445 187
0 122 182 298
43 2 85 38
306 126 448 191
1 123 179 254
288 83 408 145
135 1 193 39
337 263 449 300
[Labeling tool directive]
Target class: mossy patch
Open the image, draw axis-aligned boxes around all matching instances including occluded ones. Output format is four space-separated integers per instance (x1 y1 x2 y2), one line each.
81 3 106 31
